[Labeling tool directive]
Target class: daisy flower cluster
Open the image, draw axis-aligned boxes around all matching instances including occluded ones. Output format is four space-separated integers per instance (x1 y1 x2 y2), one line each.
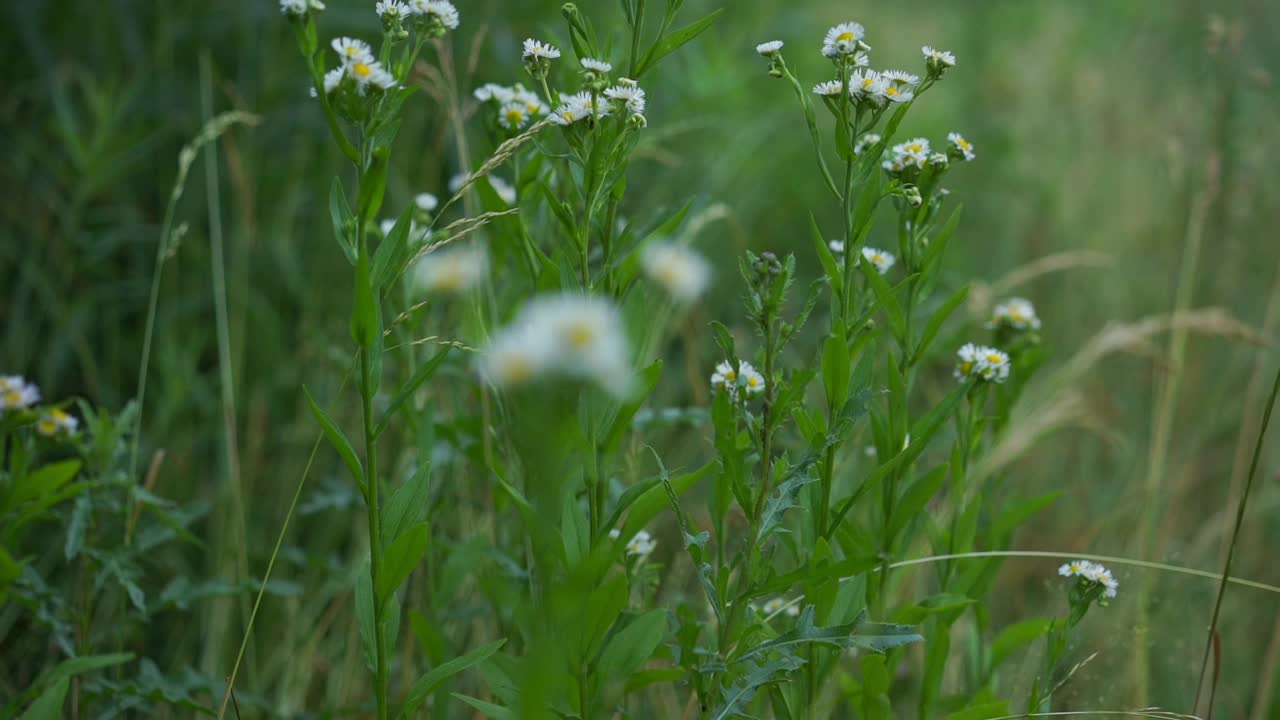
473 83 549 131
37 408 79 438
0 375 40 411
988 297 1042 332
953 343 1011 384
1058 559 1119 599
828 241 896 275
711 360 765 398
641 243 711 302
761 597 801 618
479 294 632 397
517 38 649 129
610 528 657 557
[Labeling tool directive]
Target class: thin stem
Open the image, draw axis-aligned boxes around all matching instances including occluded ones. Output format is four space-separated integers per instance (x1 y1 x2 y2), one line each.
362 345 390 720
1192 363 1280 714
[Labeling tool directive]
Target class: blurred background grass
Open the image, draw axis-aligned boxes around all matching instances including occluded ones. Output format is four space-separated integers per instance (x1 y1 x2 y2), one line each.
3 0 1280 716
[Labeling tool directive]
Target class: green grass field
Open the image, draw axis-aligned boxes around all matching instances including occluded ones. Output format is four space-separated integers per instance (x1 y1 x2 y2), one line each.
3 0 1279 717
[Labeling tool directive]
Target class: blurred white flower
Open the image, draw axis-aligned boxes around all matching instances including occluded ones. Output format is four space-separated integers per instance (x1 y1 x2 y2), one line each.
1061 560 1118 599
36 408 78 437
376 1 409 19
512 86 548 115
756 40 784 56
625 529 656 557
499 102 530 130
828 240 845 254
642 244 711 302
522 38 561 60
711 360 764 397
861 246 895 274
488 176 517 205
853 133 881 155
604 83 646 114
882 70 920 87
482 294 632 396
976 347 1011 383
989 297 1041 331
922 45 956 68
422 0 459 29
582 58 613 73
280 0 307 14
0 376 40 411
414 245 488 294
415 193 439 213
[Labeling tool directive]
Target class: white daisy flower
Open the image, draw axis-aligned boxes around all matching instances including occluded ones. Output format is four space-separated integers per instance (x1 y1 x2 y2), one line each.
422 0 459 29
882 70 920 86
828 239 845 254
280 0 307 14
922 45 956 68
850 69 886 102
854 133 882 155
36 408 78 437
488 176 517 205
414 193 439 213
473 83 500 102
928 152 949 167
414 245 488 294
603 84 646 114
756 40 784 56
321 66 344 94
332 37 374 67
0 376 40 410
710 360 738 389
552 91 607 125
498 101 530 130
1058 559 1093 577
347 58 391 92
812 80 844 97
616 77 639 88
582 57 612 73
880 83 914 103
739 362 766 396
896 137 930 158
512 86 548 114
954 343 983 382
625 529 656 557
821 21 865 58
947 131 976 161
989 297 1041 331
367 67 397 91
861 247 895 274
711 359 764 397
762 598 786 615
522 38 561 60
376 0 409 19
976 347 1011 383
642 243 711 302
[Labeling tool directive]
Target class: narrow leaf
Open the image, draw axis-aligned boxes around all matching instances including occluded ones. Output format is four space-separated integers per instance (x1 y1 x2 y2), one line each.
303 386 365 492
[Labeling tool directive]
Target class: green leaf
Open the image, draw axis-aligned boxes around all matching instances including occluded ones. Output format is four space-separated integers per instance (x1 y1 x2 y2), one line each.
710 656 805 720
374 346 452 437
635 9 724 77
598 609 667 682
821 333 851 412
578 574 627 662
618 460 712 543
378 521 430 602
451 694 514 719
380 463 431 550
21 677 68 720
756 474 817 544
356 561 377 672
303 386 365 493
990 492 1062 542
399 640 506 718
887 464 949 541
990 618 1053 669
329 176 356 265
351 250 379 349
17 653 133 713
602 359 663 453
860 262 907 346
946 702 1010 720
912 284 969 365
371 202 416 293
5 459 81 511
561 488 589 567
860 655 892 720
810 214 843 294
895 593 976 625
736 607 921 663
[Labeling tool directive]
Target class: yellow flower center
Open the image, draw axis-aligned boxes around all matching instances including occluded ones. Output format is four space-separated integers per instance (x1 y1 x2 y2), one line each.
960 361 973 375
525 102 540 113
345 47 359 57
506 109 525 126
836 31 855 43
724 370 736 382
498 354 535 383
2 389 19 405
561 110 575 122
353 63 372 79
958 138 971 150
1010 309 1025 321
907 144 922 153
861 78 876 90
746 376 760 388
884 86 898 97
566 322 596 349
985 353 1004 364
37 419 57 435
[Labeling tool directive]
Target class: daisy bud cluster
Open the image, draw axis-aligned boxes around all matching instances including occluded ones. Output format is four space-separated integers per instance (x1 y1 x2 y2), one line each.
1058 559 1119 603
2 374 80 438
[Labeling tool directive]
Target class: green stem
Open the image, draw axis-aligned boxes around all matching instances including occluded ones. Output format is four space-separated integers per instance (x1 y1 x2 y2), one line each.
362 344 390 720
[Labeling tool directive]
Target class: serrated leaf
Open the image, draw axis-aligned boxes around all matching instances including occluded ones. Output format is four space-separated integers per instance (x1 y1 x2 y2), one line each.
399 640 506 718
756 474 817 544
710 655 805 720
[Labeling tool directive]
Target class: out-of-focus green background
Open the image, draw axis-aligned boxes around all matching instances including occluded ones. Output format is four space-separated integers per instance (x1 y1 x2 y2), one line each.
3 0 1279 715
